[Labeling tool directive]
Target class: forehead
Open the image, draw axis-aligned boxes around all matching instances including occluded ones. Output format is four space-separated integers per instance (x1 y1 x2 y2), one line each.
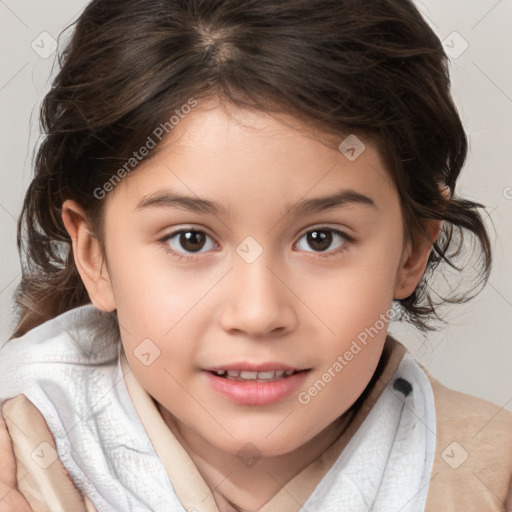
105 99 398 218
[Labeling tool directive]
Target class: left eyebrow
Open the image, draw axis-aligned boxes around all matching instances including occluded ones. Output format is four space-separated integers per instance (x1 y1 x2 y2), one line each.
285 189 377 216
134 187 376 217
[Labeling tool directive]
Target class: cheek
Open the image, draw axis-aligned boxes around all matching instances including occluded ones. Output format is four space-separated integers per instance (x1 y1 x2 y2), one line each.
105 235 205 334
298 232 401 403
307 233 402 331
298 337 384 433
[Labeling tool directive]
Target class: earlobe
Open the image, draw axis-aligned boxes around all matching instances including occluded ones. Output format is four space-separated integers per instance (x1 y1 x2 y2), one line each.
61 199 116 312
393 219 443 300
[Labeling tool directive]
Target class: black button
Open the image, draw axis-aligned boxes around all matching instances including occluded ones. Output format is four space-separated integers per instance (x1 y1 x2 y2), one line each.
393 377 412 396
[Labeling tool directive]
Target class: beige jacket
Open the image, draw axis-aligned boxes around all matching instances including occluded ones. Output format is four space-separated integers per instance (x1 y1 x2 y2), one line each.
2 338 512 512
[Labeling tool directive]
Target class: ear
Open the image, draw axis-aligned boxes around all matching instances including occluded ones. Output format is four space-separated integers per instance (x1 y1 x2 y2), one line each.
393 219 443 300
61 199 116 312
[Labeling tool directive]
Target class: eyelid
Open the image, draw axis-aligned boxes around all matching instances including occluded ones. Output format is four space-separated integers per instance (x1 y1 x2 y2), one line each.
295 223 354 239
159 225 218 244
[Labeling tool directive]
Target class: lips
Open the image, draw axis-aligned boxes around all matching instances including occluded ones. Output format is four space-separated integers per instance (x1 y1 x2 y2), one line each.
204 367 310 405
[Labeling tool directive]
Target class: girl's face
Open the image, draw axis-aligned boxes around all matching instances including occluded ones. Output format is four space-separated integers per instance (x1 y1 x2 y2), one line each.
69 99 427 459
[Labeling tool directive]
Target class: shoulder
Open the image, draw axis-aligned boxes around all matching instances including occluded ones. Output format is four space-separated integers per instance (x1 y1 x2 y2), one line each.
423 370 512 511
0 305 120 407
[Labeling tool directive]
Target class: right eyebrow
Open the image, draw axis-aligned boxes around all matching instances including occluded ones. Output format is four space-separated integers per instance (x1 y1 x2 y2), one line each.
135 190 233 216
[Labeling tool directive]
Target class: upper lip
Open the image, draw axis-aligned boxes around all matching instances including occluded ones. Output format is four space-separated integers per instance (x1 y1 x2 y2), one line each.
204 362 309 372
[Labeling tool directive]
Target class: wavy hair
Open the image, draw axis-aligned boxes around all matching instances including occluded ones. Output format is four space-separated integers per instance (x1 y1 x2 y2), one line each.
12 0 491 338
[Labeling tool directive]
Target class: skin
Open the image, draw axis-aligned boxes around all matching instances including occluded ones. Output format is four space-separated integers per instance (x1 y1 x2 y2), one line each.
0 417 31 512
0 97 441 512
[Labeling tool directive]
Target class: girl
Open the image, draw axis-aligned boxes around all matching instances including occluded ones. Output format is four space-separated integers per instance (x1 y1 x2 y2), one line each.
1 0 511 511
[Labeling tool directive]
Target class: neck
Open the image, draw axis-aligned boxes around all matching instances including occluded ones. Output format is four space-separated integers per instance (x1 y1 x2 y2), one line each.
158 404 354 511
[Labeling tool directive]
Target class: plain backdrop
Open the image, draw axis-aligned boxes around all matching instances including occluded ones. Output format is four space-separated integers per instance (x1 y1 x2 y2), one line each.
0 0 511 410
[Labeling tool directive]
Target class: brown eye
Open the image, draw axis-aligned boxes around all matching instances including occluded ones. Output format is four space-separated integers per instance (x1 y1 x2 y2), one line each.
306 230 333 252
179 231 207 252
163 229 216 255
295 228 350 255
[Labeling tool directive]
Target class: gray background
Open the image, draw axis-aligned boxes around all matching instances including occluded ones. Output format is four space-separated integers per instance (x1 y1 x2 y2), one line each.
0 0 511 410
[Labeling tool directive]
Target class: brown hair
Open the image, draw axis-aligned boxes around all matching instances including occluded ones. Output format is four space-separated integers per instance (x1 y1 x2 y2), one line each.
12 0 491 338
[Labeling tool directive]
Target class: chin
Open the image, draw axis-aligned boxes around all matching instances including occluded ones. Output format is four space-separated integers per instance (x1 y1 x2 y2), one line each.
214 429 306 460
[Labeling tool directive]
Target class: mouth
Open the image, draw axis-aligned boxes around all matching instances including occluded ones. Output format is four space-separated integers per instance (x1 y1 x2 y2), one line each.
203 365 312 405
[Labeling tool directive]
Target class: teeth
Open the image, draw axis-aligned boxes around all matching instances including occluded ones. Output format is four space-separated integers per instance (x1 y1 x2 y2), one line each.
240 371 258 379
215 369 296 381
255 371 274 379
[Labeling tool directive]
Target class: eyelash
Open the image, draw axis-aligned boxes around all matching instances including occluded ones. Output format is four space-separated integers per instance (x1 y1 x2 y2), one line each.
159 227 354 263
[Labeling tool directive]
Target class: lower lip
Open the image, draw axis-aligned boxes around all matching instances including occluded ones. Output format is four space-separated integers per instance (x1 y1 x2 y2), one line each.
204 370 310 405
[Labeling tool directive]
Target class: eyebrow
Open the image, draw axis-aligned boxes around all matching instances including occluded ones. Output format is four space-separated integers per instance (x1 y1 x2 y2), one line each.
135 188 377 217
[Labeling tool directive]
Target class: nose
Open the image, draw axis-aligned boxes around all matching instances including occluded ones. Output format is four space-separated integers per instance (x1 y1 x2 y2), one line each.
218 250 298 339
